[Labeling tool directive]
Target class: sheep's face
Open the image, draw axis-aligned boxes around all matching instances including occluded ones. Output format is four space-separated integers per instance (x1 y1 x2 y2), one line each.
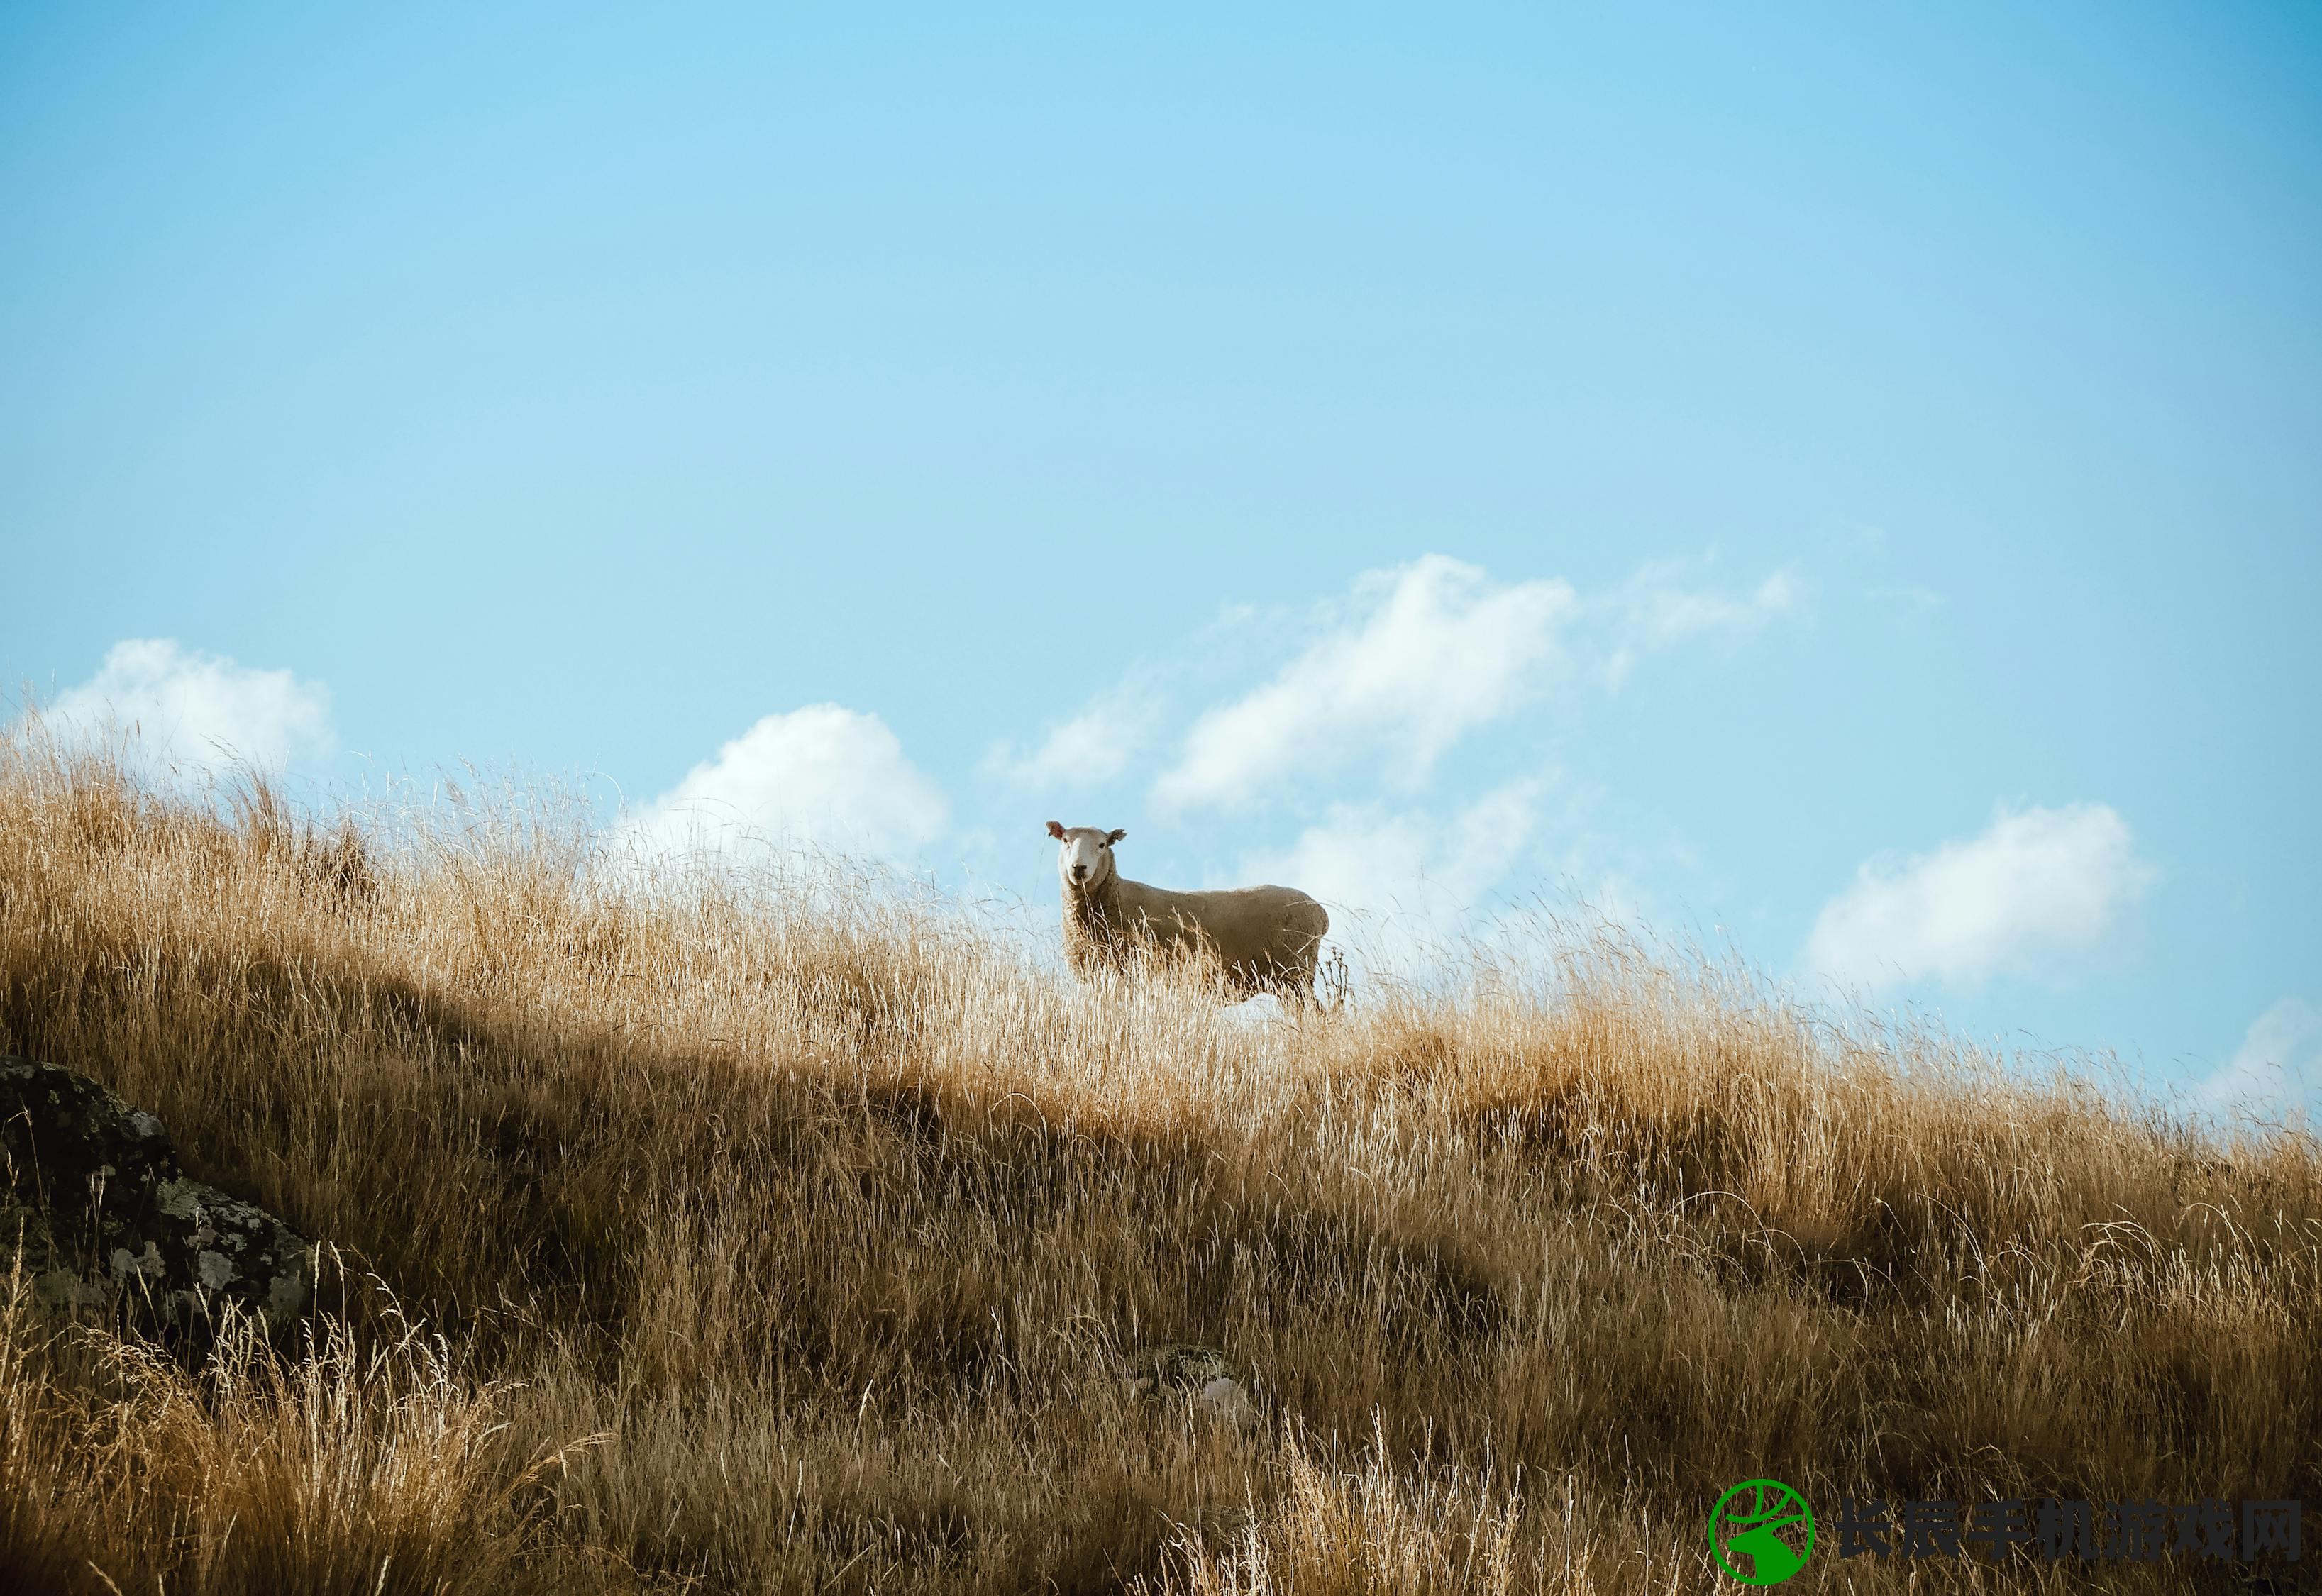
1046 821 1125 891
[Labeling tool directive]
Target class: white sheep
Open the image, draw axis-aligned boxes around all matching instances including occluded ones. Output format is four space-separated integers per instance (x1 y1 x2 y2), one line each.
1046 821 1330 1004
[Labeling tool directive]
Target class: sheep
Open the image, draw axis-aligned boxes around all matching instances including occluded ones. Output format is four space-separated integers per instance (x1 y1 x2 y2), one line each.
1046 820 1330 1004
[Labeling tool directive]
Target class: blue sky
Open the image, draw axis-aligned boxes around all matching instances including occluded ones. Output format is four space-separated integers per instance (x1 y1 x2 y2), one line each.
4 4 2317 1121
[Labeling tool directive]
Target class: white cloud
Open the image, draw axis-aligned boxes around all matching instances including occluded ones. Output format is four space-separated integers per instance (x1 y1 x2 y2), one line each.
984 682 1161 789
1239 781 1544 971
1593 561 1801 691
2197 999 2321 1132
40 638 334 781
1866 584 1944 610
1803 802 2157 994
621 704 947 863
1154 556 1578 814
1145 553 1801 815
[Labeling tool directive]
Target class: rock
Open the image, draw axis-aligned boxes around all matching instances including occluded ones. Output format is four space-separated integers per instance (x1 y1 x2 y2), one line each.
1 1057 312 1335
1120 1343 1261 1432
1197 1374 1259 1432
1122 1341 1233 1394
1168 1503 1261 1545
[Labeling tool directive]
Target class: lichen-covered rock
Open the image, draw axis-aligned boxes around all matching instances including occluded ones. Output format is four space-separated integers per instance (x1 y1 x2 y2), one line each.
1120 1343 1261 1431
1165 1502 1261 1546
1 1056 312 1334
1122 1341 1235 1395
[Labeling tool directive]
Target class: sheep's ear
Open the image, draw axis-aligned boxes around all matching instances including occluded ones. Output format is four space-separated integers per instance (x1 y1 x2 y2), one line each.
1046 820 1066 840
1106 829 1127 845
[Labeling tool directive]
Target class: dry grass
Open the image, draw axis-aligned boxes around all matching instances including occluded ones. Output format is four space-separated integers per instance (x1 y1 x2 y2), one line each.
0 727 2314 1594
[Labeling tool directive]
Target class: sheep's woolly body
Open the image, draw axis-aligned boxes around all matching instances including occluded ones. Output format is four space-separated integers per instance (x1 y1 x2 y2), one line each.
1060 848 1329 1003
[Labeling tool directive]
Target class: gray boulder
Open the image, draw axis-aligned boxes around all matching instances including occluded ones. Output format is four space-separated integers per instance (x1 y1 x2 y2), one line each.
1 1057 311 1333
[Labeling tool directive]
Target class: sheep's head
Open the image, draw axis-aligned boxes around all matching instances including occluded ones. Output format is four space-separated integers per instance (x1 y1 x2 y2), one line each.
1046 821 1125 890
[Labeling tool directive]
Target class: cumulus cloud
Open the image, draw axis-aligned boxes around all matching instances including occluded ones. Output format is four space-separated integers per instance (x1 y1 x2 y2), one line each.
39 638 334 781
2196 999 2321 1131
1154 556 1577 814
984 683 1162 789
1803 802 2156 994
621 704 948 863
1238 781 1545 970
1144 553 1800 816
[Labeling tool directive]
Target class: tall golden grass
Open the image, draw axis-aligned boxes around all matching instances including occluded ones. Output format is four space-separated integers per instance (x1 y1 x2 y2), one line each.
0 726 2313 1594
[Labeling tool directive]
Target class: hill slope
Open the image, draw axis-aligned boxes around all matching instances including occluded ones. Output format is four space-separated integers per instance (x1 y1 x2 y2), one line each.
1 741 2314 1594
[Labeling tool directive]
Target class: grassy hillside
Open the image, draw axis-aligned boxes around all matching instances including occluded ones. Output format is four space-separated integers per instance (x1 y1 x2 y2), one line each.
1 736 2314 1595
